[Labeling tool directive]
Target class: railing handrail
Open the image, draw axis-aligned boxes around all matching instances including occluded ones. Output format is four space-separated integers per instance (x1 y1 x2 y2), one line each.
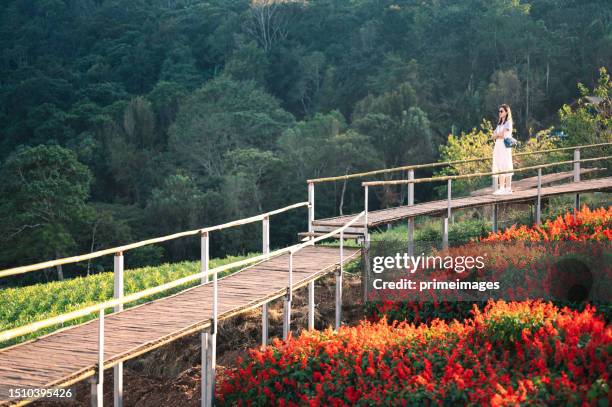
0 201 310 279
0 213 362 344
307 142 612 184
290 211 365 254
0 247 292 343
361 155 612 187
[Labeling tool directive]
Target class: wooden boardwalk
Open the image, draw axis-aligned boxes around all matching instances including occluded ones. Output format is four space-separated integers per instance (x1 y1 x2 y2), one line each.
469 168 601 196
313 177 612 231
0 246 359 406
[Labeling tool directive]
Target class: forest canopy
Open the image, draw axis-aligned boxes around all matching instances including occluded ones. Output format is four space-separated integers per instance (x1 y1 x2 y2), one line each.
0 0 610 280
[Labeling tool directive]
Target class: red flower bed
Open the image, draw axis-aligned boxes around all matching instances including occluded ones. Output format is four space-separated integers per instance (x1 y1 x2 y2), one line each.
366 241 611 317
219 301 611 406
482 206 612 242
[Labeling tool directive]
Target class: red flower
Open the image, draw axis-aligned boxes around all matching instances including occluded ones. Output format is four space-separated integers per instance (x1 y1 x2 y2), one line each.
219 300 611 406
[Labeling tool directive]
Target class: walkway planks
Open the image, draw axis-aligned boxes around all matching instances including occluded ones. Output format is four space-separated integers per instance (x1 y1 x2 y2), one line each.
313 177 612 231
469 168 602 196
0 246 360 406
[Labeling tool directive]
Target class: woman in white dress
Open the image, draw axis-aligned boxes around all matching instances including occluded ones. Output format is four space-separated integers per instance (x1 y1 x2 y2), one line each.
491 104 514 195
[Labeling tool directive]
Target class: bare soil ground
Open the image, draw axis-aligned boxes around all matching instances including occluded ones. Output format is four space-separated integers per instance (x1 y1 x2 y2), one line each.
32 271 364 407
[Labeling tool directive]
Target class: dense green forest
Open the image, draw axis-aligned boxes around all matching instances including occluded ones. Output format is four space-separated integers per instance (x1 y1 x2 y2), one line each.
0 0 610 282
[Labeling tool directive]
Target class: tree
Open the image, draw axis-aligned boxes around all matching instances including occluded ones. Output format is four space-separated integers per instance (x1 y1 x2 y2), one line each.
325 130 383 213
559 67 612 145
224 38 270 86
105 96 163 203
244 0 303 53
353 83 435 168
159 43 203 91
123 96 156 149
145 173 211 261
223 148 281 214
484 69 522 130
278 111 382 216
289 50 326 117
167 75 294 181
83 203 165 275
278 110 347 181
366 54 422 96
147 81 187 144
0 145 94 279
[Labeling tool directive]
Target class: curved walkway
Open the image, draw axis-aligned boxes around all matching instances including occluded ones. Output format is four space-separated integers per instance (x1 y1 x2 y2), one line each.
0 246 359 406
313 177 612 231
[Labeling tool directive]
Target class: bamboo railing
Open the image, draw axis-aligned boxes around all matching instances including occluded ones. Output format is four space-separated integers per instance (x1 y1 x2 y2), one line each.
361 155 612 186
307 142 612 184
0 203 364 407
306 141 612 236
0 202 309 279
0 211 364 344
359 154 611 250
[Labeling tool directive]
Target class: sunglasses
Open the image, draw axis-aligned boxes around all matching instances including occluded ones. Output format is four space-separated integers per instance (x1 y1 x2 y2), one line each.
498 109 505 113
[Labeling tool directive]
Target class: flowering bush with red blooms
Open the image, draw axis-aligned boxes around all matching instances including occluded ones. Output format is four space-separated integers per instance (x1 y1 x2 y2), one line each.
366 298 612 327
482 205 612 242
219 301 611 406
366 240 611 323
366 300 487 325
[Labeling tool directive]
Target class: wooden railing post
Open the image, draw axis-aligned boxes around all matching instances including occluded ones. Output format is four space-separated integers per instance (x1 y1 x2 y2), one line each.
335 230 344 330
200 229 213 406
442 179 451 249
442 218 449 250
364 185 369 239
407 170 415 256
308 182 315 236
201 329 214 407
201 231 209 285
492 204 499 233
113 252 124 407
262 216 270 254
574 148 581 210
492 173 498 192
283 253 293 340
202 240 218 407
447 179 452 219
261 216 270 346
363 185 370 303
201 332 208 407
536 168 542 225
492 170 498 232
210 257 218 402
573 149 581 182
91 309 104 407
308 281 314 330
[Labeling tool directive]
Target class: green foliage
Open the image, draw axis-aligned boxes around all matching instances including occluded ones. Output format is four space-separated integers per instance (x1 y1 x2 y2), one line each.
0 145 94 271
145 173 212 261
559 67 612 145
225 39 270 86
370 217 491 248
168 75 294 179
223 148 281 215
438 120 494 176
353 82 435 168
278 111 383 216
415 218 492 246
0 254 254 348
437 121 562 194
1 0 610 280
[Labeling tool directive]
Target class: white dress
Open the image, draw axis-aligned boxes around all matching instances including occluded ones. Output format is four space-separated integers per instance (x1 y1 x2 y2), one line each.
491 120 514 176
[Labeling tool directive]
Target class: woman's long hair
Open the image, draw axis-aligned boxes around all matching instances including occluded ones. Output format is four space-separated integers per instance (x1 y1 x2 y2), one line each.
498 104 513 126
